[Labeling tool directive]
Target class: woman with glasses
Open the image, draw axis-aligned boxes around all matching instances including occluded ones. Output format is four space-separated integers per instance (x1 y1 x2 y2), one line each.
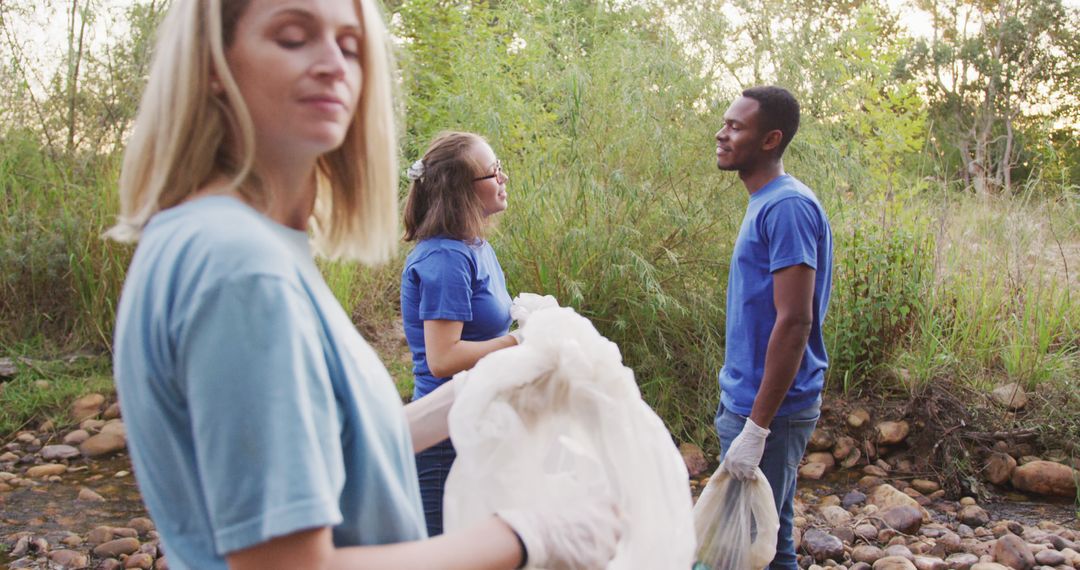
401 131 518 537
109 0 619 566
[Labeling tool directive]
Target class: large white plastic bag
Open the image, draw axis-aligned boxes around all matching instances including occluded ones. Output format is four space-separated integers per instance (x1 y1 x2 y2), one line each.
692 467 779 569
443 306 696 570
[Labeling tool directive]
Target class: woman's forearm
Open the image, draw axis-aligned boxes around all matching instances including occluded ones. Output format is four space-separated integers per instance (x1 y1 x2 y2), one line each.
330 516 522 570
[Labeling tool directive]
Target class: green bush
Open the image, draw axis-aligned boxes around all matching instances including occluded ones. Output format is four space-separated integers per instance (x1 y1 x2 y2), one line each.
826 219 933 391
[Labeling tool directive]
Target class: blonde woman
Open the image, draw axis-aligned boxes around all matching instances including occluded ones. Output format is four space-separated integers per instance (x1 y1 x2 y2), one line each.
110 0 620 568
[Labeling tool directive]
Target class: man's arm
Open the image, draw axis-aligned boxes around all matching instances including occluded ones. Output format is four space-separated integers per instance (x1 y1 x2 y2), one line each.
748 264 816 429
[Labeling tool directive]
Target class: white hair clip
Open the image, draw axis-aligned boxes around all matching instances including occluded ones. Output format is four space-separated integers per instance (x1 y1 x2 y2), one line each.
406 159 425 181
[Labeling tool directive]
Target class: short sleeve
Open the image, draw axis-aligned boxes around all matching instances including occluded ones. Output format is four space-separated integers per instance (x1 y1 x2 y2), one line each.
410 248 475 322
175 274 344 555
763 197 822 273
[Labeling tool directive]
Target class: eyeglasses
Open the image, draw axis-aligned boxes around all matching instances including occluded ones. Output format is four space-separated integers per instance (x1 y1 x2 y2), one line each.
473 160 507 183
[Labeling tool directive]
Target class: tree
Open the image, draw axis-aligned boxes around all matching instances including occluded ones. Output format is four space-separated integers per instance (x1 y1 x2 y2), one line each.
904 0 1080 195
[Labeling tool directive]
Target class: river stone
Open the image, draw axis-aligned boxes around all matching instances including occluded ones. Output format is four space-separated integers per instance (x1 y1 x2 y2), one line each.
80 418 105 432
882 505 923 534
101 419 126 437
854 545 887 564
27 463 67 478
806 451 836 469
0 451 19 462
911 479 940 494
79 432 126 458
821 505 852 527
865 464 890 477
0 357 16 377
912 555 947 570
958 505 990 527
848 408 871 428
78 487 105 502
990 383 1028 410
87 526 113 545
886 544 916 560
851 564 873 570
103 402 122 420
1033 549 1065 566
994 533 1035 569
855 523 879 541
877 421 911 445
946 552 980 569
155 556 169 570
843 490 867 508
97 560 123 570
129 517 155 535
800 462 828 480
870 484 921 511
808 428 835 452
125 553 154 569
113 527 139 538
93 537 140 558
841 447 864 469
71 393 106 422
834 436 857 460
48 549 89 569
679 443 707 477
859 475 886 490
41 444 81 461
802 529 845 562
970 564 1011 570
819 494 841 507
1010 461 1079 497
63 430 90 446
985 453 1017 485
873 556 917 570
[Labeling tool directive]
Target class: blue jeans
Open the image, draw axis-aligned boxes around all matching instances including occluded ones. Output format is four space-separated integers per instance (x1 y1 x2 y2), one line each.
714 399 820 570
415 438 456 537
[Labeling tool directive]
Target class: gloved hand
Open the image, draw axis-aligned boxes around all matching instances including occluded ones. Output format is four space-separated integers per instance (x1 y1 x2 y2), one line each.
720 418 770 481
510 293 558 327
498 499 623 570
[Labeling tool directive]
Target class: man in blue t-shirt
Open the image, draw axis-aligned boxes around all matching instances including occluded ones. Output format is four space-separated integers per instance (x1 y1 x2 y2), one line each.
711 86 833 569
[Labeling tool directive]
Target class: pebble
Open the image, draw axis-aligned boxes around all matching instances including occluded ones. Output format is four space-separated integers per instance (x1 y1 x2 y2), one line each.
77 487 106 502
41 444 81 461
92 537 140 558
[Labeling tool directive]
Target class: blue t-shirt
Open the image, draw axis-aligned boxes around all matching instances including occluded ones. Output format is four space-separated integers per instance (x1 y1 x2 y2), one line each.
112 196 426 569
400 238 512 399
719 175 833 417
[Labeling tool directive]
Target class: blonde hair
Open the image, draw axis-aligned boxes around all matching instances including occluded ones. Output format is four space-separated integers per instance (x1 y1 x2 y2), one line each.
402 131 488 242
108 0 399 265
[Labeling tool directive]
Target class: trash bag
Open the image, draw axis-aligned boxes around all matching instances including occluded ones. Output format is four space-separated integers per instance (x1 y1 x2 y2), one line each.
443 306 696 569
692 466 779 570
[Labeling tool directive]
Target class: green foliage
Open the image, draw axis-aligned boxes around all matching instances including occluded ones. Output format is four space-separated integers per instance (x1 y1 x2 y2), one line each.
826 217 932 391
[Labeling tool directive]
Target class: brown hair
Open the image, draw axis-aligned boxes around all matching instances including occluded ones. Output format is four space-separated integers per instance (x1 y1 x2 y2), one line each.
402 131 489 242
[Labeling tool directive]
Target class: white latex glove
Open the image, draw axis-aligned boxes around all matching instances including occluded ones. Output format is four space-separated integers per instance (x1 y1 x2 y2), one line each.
498 500 623 570
720 418 770 481
510 293 559 327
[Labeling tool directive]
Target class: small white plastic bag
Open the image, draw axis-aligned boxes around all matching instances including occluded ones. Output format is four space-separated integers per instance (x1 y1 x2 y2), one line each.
443 306 696 569
692 466 779 570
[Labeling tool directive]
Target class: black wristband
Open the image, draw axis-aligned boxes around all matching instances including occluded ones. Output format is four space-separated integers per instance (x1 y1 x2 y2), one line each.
511 528 528 569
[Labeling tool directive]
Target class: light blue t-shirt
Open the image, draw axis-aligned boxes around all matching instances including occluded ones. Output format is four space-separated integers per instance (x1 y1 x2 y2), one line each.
719 175 833 417
112 196 426 569
400 238 511 399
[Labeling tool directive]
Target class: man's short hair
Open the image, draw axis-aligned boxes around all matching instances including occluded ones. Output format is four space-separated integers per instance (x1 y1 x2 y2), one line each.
742 86 800 157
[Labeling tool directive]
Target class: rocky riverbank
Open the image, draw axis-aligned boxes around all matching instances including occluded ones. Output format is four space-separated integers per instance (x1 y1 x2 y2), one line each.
1 391 1078 569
